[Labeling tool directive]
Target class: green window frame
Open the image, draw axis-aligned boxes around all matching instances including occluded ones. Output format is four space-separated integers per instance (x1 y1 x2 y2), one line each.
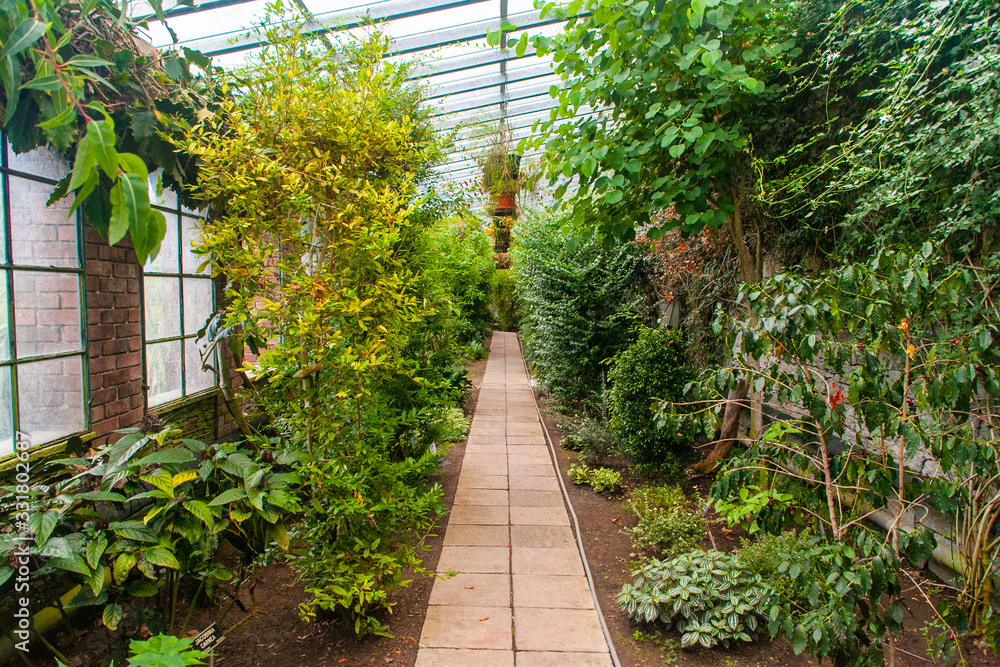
0 136 89 459
141 189 216 408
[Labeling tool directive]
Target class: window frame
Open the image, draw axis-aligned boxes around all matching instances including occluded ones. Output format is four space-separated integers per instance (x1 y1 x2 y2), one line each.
141 198 217 409
0 135 90 456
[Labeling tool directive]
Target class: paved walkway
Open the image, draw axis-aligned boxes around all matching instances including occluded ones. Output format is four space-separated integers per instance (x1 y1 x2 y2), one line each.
415 332 613 666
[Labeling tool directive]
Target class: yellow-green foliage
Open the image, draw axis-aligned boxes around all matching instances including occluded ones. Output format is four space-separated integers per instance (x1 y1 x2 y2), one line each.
625 485 705 558
184 28 436 427
179 20 446 638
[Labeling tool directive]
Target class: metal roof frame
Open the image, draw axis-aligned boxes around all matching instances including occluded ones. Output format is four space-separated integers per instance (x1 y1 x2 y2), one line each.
140 0 583 188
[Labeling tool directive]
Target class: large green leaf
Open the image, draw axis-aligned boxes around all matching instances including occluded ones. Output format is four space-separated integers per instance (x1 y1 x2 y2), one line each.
29 509 58 546
102 602 123 631
88 119 118 179
1 55 20 125
114 552 137 583
208 487 246 505
1 19 48 59
142 546 180 570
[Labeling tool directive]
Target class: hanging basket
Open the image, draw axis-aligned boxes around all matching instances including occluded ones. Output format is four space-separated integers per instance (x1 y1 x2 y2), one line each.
492 191 516 214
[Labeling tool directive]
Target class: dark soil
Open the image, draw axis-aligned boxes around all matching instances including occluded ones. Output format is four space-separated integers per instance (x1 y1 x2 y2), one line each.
535 393 999 667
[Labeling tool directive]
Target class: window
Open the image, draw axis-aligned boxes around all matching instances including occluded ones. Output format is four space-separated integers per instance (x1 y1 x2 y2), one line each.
143 190 216 407
0 138 88 458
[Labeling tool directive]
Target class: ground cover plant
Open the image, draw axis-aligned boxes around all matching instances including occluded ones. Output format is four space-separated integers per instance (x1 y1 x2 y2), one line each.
625 484 705 559
617 550 771 649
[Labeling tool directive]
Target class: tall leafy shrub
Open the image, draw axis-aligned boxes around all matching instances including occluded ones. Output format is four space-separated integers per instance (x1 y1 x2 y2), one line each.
493 269 520 331
514 213 654 407
412 215 494 355
182 23 445 637
608 326 694 468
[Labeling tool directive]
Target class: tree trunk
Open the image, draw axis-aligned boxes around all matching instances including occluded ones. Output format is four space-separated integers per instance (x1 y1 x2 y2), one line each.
693 378 748 473
725 170 764 438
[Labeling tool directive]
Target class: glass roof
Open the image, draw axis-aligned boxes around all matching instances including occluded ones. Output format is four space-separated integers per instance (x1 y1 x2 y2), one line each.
132 0 582 191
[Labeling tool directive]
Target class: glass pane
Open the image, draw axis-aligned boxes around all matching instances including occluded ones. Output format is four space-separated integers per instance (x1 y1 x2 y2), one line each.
7 144 69 180
8 176 79 268
143 276 180 340
146 339 182 407
145 212 179 274
183 278 213 336
181 216 209 274
17 355 85 445
0 367 12 458
14 271 81 357
0 275 10 362
184 338 215 394
148 169 178 209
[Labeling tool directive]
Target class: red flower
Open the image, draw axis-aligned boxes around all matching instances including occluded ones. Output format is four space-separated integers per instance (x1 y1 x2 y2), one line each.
829 386 845 409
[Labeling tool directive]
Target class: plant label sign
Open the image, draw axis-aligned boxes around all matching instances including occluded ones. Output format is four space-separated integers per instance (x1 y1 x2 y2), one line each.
193 623 225 653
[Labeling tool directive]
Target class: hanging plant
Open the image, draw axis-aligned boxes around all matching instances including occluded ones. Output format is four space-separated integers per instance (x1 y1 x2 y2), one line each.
0 0 219 263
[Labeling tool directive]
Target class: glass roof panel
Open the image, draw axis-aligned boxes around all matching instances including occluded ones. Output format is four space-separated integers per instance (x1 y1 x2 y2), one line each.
131 0 579 194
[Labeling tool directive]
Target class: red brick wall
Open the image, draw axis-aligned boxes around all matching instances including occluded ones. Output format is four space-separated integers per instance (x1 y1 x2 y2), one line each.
84 227 144 441
82 227 245 445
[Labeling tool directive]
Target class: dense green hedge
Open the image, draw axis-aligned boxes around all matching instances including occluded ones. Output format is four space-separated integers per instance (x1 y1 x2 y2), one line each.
514 212 654 408
608 326 694 468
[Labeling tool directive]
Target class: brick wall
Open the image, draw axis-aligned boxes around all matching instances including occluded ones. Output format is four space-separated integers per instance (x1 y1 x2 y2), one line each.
84 226 145 441
81 226 245 447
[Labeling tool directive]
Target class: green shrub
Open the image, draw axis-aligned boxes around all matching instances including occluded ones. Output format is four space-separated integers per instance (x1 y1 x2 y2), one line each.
590 467 623 494
296 444 444 638
514 212 654 407
494 269 520 331
737 530 814 602
608 326 694 468
462 340 489 361
423 405 470 444
568 463 591 485
617 550 771 649
564 412 618 465
624 484 705 558
418 215 496 347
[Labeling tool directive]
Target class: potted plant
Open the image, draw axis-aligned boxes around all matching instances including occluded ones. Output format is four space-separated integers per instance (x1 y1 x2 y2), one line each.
477 121 521 218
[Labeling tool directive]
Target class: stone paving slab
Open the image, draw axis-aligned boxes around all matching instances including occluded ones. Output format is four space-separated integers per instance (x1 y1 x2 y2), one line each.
513 608 608 653
437 546 510 574
429 573 511 607
416 332 611 664
457 474 508 489
453 488 508 505
513 574 595 609
510 506 572 526
512 547 585 576
508 489 565 507
515 651 613 666
510 525 575 549
443 524 509 547
420 605 512 650
416 649 515 666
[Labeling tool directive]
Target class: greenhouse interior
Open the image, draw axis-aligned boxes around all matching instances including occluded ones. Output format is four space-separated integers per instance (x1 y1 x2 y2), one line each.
0 0 997 664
